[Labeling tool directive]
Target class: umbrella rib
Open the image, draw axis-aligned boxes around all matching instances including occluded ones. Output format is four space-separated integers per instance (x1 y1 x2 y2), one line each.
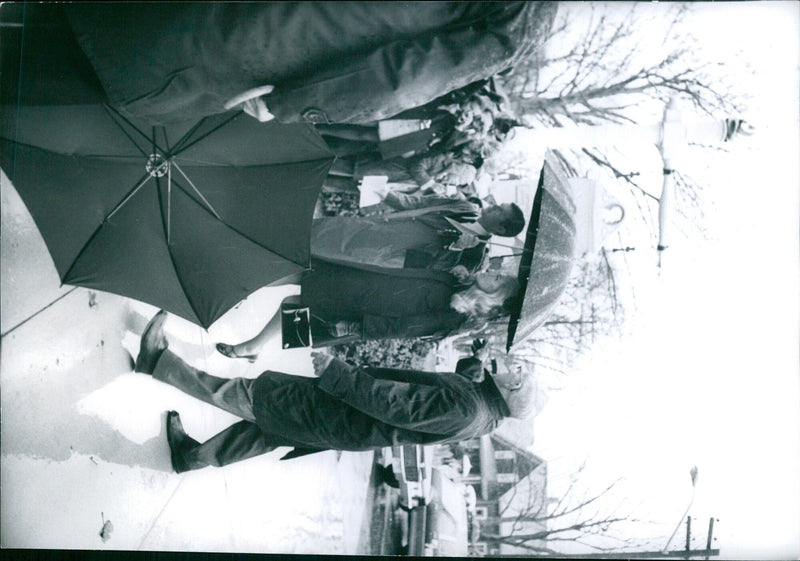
170 161 222 220
171 112 241 158
61 172 154 284
154 177 206 328
160 126 172 153
170 118 208 155
167 161 172 244
171 156 235 166
106 170 155 221
102 104 157 157
0 139 142 161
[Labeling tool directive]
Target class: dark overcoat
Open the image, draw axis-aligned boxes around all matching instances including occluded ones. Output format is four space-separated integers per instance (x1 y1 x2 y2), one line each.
300 259 466 341
63 2 557 124
249 356 510 459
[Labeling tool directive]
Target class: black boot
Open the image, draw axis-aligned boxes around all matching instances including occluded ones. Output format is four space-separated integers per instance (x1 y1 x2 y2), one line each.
166 411 202 473
135 310 168 374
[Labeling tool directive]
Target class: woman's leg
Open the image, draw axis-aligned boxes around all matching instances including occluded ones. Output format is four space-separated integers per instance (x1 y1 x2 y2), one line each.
217 295 302 359
224 307 281 358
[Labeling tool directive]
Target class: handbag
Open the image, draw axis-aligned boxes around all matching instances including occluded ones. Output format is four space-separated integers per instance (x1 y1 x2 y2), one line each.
281 302 312 349
280 303 364 349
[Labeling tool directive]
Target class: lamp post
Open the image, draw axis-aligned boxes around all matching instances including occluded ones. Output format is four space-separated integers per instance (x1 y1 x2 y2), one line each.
662 466 700 553
518 99 747 266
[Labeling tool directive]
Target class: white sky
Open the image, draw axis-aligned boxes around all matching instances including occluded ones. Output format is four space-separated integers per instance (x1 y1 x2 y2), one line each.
519 2 800 558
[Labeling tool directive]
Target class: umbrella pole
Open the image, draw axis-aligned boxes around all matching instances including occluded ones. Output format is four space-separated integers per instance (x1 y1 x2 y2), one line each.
167 161 172 244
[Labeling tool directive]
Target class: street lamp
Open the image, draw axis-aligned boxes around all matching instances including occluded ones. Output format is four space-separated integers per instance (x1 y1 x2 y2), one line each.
655 99 748 267
662 466 700 552
519 98 749 266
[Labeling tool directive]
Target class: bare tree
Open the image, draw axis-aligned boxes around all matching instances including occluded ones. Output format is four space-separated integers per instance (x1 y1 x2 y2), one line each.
502 3 748 126
478 464 657 555
496 3 751 248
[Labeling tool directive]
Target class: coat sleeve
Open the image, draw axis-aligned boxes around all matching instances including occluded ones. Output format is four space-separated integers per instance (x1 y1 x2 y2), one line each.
383 191 474 213
317 358 479 435
264 2 548 124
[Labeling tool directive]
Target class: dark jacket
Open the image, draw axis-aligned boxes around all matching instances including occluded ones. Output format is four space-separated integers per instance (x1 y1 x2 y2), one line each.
312 196 486 274
64 2 557 124
250 356 510 459
300 259 466 342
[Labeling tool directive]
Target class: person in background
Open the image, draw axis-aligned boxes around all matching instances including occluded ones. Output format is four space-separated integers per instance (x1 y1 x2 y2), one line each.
215 261 519 361
312 192 525 274
327 150 478 196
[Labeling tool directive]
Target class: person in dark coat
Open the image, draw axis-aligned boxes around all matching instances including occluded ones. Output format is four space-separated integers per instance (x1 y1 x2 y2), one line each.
313 77 509 161
62 2 557 125
312 194 525 274
214 259 519 361
134 311 533 472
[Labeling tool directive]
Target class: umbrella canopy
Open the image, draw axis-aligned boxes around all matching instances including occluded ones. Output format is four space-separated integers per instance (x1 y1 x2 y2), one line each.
1 104 335 328
505 150 577 351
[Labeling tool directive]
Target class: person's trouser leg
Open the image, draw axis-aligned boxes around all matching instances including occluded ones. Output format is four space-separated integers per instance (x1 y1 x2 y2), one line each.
153 350 281 469
153 350 256 421
183 420 276 469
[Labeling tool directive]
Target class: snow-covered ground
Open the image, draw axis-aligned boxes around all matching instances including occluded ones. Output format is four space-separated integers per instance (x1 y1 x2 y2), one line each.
1 171 374 553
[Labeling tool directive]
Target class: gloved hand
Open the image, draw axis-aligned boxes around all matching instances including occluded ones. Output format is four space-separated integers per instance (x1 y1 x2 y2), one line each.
311 351 333 377
224 85 275 122
471 338 489 362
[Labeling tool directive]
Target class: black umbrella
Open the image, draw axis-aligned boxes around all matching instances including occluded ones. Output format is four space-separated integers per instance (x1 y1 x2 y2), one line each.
505 150 577 351
1 103 335 328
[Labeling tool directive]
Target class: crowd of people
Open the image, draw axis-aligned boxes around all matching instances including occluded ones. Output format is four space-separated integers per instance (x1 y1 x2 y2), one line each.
215 78 527 361
319 77 520 202
11 1 555 472
134 1 545 473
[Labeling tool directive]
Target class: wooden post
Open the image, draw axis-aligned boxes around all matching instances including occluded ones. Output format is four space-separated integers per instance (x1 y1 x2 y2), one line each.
685 515 692 551
705 517 716 560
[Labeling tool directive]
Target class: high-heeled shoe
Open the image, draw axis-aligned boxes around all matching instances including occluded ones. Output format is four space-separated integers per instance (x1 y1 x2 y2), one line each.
215 343 257 363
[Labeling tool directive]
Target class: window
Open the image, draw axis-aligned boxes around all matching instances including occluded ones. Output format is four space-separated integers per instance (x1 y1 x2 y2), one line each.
471 543 488 555
496 458 515 474
497 472 516 484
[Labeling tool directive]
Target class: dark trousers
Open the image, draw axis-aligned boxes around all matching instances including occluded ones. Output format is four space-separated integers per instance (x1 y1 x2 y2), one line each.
153 351 277 469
